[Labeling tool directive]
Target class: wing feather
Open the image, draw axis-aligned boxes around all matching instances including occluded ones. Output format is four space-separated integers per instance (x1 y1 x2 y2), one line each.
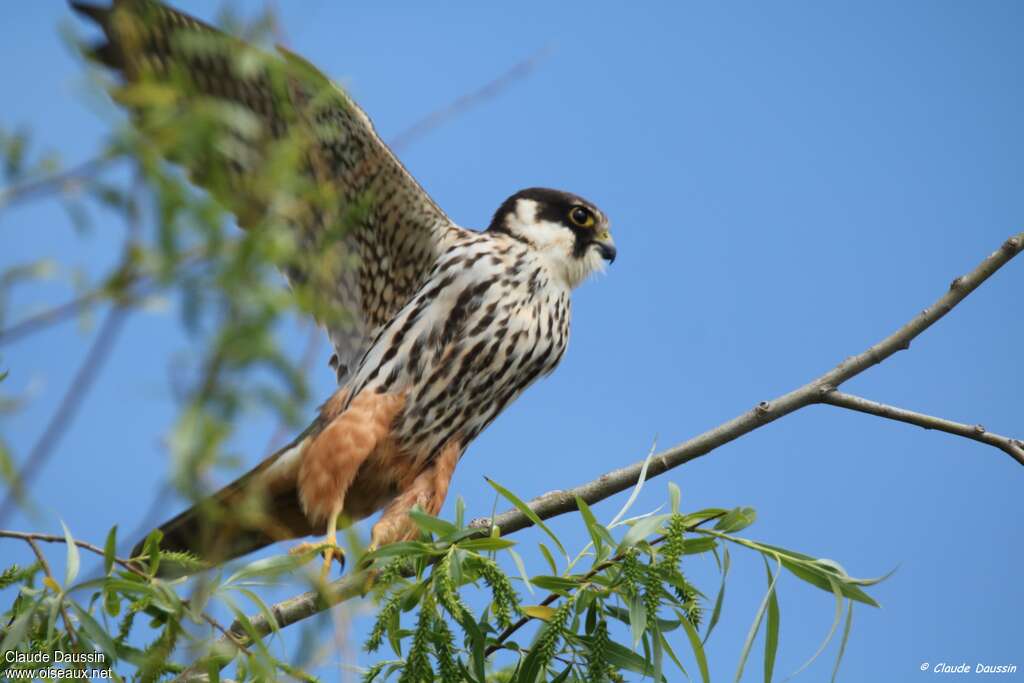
73 0 459 382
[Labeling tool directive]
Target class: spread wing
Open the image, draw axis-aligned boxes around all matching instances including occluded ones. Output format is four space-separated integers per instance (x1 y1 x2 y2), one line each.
72 0 460 383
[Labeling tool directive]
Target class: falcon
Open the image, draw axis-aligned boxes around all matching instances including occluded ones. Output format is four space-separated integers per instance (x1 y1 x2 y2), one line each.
73 0 616 577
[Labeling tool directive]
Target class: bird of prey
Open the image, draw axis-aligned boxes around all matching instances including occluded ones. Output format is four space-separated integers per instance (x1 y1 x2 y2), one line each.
73 0 616 577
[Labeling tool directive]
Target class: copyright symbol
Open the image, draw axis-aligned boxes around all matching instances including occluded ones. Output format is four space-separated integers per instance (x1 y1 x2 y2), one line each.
921 663 929 671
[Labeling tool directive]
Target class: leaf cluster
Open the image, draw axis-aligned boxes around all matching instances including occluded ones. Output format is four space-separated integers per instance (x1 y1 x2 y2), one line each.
354 476 888 683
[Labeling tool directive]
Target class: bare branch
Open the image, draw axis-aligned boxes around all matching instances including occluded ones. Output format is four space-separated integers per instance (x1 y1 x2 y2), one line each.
388 46 552 152
0 243 211 347
171 232 1022 678
822 390 1024 466
0 156 118 209
0 307 129 523
0 289 108 346
0 528 138 574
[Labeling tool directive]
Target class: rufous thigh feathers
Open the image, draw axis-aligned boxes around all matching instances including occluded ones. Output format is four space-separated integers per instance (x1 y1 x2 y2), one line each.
298 390 405 526
370 438 462 549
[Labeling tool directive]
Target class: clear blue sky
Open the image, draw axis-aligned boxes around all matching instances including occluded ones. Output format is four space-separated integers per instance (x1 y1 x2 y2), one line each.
2 1 1022 680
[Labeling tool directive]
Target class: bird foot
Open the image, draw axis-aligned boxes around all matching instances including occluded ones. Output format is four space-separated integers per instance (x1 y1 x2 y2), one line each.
289 539 346 581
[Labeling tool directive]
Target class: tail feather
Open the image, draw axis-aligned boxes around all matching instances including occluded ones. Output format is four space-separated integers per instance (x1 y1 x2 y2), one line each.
132 433 319 577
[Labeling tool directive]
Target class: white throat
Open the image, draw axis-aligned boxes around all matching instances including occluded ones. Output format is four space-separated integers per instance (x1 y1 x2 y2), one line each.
504 198 606 289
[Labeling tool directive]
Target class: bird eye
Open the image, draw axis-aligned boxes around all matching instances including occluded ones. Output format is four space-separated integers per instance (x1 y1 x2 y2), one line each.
569 206 595 228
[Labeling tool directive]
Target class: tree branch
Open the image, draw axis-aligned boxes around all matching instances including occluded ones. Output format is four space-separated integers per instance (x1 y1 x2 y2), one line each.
174 233 1024 680
821 390 1024 466
0 529 137 574
23 536 79 647
0 307 129 523
0 155 118 209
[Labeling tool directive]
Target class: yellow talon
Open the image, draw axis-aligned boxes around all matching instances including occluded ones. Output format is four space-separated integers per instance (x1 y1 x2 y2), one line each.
321 512 344 581
289 514 346 581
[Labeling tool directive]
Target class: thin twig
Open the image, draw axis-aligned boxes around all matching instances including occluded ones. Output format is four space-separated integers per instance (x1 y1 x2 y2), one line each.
0 156 118 209
0 529 137 574
23 536 79 646
0 307 129 523
821 390 1024 466
0 289 108 346
172 233 1023 678
388 46 552 152
0 244 211 347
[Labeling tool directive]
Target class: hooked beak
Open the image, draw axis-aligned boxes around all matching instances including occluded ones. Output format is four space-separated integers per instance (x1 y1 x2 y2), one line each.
595 238 617 264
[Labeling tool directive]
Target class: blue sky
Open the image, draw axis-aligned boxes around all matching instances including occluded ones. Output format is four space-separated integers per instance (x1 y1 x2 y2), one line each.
2 1 1023 680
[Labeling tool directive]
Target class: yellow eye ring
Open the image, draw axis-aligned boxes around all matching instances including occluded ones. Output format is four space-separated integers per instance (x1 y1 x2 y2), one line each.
569 206 595 228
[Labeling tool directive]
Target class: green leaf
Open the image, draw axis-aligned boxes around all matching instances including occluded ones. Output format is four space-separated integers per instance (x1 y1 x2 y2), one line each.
457 537 516 552
678 608 710 683
651 619 664 682
0 596 40 653
576 495 613 559
715 506 757 533
830 600 854 683
233 586 281 636
658 626 689 679
605 605 682 634
508 548 534 595
455 496 466 529
362 541 437 564
681 508 730 527
223 597 271 660
602 638 658 677
733 554 781 683
538 543 558 575
142 529 163 575
786 576 845 680
618 513 670 553
682 537 718 555
104 525 118 576
628 593 647 650
704 546 730 644
104 588 121 618
225 553 304 584
71 602 118 662
668 481 681 514
515 638 545 683
780 557 879 607
61 520 80 586
486 477 566 559
408 508 457 538
521 605 557 621
530 575 580 593
763 556 780 683
609 441 657 527
550 665 573 683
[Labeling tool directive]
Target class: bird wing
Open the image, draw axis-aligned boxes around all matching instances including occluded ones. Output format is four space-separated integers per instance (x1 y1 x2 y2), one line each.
73 0 459 383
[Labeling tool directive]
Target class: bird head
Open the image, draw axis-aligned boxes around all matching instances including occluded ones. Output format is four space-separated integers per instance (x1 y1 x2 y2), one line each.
487 187 615 289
